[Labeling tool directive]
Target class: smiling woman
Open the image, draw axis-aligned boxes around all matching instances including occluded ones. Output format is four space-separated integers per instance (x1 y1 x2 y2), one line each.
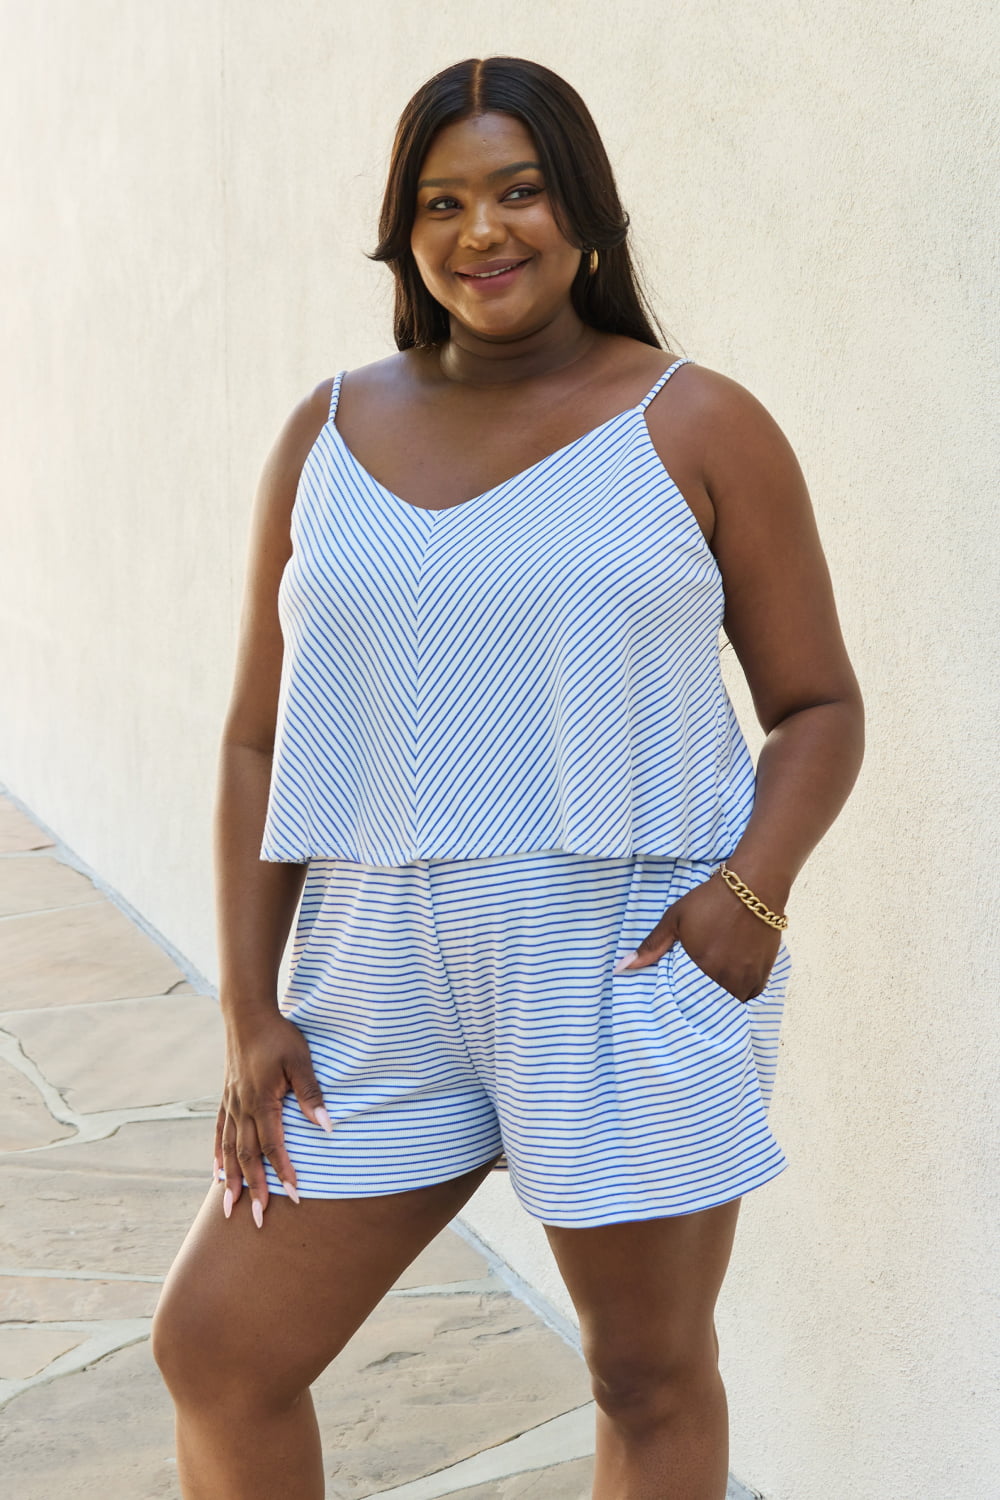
152 54 864 1500
370 59 662 351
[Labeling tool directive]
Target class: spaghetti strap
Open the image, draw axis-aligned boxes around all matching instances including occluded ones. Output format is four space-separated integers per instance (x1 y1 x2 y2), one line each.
263 342 754 872
328 370 346 423
638 356 693 411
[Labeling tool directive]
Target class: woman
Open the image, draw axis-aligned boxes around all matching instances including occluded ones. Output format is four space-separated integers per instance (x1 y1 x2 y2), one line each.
154 55 864 1500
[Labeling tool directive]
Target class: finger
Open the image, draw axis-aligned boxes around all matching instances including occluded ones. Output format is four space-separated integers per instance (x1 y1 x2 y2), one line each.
614 922 678 974
220 1111 242 1217
290 1060 333 1136
213 1103 226 1183
254 1098 301 1204
236 1113 269 1227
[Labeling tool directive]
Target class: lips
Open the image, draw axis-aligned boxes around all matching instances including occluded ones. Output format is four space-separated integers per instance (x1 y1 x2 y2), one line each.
454 257 530 280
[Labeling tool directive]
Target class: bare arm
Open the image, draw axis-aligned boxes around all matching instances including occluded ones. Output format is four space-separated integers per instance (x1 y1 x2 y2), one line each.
214 378 334 1222
710 372 864 903
214 381 331 1009
624 370 864 997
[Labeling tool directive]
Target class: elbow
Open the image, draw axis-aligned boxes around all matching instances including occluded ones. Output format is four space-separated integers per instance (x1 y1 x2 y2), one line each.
765 685 866 761
835 676 866 757
219 722 277 760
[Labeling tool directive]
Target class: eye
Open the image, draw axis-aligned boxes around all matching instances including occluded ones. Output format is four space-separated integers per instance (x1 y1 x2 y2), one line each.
422 184 543 213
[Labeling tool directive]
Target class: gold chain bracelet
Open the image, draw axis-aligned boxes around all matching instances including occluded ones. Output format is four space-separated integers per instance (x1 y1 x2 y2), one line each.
717 862 789 930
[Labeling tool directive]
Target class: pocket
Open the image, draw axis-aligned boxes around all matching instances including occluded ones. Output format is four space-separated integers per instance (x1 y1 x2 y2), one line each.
610 857 698 979
674 937 793 1007
673 939 744 1003
665 939 751 1049
756 938 792 1000
743 941 790 1112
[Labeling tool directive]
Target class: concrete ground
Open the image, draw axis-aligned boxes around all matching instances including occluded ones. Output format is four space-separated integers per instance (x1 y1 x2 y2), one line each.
0 792 757 1500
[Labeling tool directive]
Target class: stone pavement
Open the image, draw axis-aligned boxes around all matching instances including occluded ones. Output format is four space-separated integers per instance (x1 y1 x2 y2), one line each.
0 792 758 1500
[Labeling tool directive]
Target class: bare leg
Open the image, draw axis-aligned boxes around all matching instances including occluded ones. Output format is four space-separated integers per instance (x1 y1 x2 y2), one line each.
544 1198 741 1500
152 1160 496 1500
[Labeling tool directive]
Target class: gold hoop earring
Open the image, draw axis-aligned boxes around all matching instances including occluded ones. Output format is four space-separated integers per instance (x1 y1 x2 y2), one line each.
588 248 600 276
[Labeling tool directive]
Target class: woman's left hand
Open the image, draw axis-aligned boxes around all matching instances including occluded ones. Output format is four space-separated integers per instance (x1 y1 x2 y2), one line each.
614 872 782 1002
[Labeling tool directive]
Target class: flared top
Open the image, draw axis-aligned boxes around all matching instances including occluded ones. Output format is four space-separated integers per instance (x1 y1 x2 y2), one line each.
260 358 756 867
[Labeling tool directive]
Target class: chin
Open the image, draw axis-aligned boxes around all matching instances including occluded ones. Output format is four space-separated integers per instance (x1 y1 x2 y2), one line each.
459 304 547 340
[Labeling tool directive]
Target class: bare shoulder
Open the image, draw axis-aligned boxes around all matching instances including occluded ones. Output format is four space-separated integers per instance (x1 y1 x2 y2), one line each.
265 379 335 484
242 380 336 568
252 355 424 529
650 359 792 449
334 351 427 414
662 361 808 516
249 377 341 534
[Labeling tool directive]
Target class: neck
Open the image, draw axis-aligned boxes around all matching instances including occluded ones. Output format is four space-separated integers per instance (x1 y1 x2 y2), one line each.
438 302 599 387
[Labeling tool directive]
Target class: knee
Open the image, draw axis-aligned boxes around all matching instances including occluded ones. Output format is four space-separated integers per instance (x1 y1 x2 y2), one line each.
585 1331 721 1432
151 1283 219 1403
152 1264 259 1409
152 1266 311 1419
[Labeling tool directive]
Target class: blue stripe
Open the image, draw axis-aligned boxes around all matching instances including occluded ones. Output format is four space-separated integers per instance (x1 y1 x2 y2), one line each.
259 357 757 866
260 852 789 1226
250 362 786 1226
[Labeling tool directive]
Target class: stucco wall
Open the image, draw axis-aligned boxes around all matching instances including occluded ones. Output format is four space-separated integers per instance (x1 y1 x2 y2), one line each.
2 4 997 1496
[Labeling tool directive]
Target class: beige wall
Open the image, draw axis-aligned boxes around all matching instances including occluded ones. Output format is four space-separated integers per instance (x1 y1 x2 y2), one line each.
2 3 998 1495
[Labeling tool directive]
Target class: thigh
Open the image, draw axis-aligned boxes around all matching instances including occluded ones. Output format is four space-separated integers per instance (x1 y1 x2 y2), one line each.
544 1199 741 1368
154 1160 495 1402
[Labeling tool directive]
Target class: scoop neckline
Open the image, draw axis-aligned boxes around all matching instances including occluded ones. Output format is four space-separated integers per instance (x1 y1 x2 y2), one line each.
322 387 722 586
327 400 643 518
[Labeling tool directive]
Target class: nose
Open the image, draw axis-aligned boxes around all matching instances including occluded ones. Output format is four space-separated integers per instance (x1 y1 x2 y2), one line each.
457 195 506 252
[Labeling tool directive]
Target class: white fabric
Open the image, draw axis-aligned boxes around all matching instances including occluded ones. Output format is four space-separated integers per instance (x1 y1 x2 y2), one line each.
260 358 757 866
262 850 790 1225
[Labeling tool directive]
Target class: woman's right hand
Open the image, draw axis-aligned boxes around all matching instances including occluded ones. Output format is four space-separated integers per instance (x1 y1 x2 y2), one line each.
214 1008 332 1228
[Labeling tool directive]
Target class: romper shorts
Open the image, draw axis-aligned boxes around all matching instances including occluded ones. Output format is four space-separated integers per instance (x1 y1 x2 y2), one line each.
262 850 791 1229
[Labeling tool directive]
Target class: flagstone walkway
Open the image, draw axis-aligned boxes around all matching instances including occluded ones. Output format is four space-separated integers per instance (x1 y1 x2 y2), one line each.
0 791 757 1500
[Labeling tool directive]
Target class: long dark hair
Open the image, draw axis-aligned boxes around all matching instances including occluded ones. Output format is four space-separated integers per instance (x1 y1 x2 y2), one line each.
370 57 668 351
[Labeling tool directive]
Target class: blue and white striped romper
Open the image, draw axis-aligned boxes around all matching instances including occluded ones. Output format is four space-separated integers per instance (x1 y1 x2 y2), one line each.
258 356 791 1227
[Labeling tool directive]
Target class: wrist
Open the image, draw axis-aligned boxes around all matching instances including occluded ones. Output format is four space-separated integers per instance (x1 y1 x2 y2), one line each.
218 985 283 1026
716 853 792 918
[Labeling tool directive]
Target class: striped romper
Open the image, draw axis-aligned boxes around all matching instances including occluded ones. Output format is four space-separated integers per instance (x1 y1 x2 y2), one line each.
258 357 791 1228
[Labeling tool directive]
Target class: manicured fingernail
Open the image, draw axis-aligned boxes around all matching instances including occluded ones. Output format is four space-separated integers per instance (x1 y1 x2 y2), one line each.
613 950 639 975
252 1199 264 1229
314 1107 333 1134
282 1181 301 1204
223 1188 233 1219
